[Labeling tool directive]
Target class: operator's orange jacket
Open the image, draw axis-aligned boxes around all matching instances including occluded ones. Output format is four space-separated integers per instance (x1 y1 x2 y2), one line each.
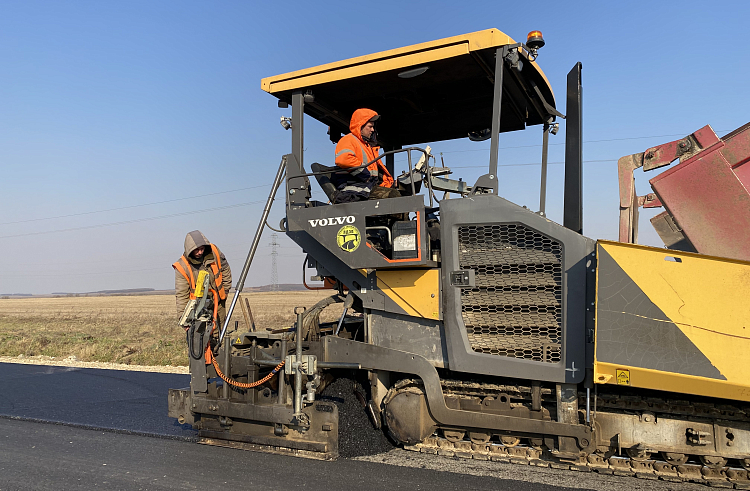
334 108 394 188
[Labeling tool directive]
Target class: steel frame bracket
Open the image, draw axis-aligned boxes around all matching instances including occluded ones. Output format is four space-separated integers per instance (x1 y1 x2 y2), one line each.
617 126 717 243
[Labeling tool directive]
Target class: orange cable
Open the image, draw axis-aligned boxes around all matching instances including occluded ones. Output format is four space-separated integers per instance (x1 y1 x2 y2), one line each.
211 352 285 389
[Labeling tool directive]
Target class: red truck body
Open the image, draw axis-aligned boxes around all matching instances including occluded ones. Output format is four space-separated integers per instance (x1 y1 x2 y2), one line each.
618 123 750 261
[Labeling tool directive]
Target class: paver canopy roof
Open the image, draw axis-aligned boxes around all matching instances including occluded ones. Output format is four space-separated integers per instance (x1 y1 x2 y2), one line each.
261 29 557 147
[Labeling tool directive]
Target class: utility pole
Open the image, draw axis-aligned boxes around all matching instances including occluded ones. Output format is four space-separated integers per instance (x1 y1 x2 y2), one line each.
269 233 279 291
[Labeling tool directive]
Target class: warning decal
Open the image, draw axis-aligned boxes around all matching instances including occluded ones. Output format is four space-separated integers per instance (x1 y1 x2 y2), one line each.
616 369 631 386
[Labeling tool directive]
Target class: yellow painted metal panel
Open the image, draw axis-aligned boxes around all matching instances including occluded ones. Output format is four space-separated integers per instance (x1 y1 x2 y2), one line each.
594 240 750 400
595 362 750 402
599 241 750 381
261 28 552 97
265 44 469 94
262 29 510 93
376 269 440 320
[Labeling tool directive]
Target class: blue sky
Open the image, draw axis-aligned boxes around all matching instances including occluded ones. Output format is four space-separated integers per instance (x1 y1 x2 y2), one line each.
1 1 748 294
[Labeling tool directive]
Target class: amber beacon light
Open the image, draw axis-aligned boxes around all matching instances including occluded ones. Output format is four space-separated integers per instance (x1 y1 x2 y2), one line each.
526 30 545 51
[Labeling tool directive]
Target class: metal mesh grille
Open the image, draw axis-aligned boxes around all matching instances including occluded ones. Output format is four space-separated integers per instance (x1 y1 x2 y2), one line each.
458 224 563 363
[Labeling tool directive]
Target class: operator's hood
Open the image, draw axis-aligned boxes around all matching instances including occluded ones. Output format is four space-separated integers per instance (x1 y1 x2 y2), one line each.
350 108 378 142
184 230 211 264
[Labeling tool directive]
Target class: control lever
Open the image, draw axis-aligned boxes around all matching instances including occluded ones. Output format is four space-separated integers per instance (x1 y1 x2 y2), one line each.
414 145 432 172
334 292 355 336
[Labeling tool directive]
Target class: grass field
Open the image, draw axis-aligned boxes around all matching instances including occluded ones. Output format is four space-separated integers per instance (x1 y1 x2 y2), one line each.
0 291 339 367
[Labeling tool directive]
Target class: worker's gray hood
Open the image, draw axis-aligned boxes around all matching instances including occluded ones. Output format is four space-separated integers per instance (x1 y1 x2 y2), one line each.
184 230 211 262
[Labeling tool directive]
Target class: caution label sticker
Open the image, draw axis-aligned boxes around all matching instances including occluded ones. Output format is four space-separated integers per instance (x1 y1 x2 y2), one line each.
616 369 630 386
337 225 361 252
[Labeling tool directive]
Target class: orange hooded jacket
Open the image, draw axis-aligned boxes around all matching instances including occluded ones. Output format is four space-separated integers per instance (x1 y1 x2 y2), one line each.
334 108 394 189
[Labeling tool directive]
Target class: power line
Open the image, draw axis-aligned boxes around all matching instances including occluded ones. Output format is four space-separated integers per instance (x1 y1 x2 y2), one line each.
6 126 721 242
1 267 166 278
5 130 730 228
0 228 296 270
397 130 731 156
3 252 305 277
0 200 265 240
450 159 615 169
0 157 613 240
3 249 305 275
0 183 272 226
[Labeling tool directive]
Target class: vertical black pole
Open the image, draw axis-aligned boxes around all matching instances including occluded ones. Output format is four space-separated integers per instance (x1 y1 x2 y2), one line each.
563 62 583 234
291 92 304 172
488 47 505 192
277 338 287 405
288 92 310 209
539 122 550 215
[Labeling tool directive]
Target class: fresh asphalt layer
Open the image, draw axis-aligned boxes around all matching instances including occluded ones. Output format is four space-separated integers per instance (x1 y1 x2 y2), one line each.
0 362 696 490
0 418 585 491
0 362 194 439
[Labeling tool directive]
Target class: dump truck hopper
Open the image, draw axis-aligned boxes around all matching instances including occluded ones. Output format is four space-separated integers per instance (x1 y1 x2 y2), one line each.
618 122 750 261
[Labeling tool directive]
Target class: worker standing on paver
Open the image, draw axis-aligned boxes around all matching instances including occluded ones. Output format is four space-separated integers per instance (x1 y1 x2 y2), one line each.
173 230 232 331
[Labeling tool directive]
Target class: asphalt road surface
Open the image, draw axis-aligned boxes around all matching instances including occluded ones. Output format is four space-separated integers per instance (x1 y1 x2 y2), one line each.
0 363 700 491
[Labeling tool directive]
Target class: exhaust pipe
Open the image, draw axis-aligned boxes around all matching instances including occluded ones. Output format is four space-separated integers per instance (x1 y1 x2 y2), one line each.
563 62 583 234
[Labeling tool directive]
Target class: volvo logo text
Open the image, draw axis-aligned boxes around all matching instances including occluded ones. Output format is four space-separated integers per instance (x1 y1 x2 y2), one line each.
308 216 356 227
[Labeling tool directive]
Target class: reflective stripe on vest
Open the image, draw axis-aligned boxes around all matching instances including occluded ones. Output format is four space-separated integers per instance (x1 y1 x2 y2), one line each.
357 141 382 170
209 244 227 301
173 257 197 300
357 141 394 186
172 244 227 302
335 148 355 158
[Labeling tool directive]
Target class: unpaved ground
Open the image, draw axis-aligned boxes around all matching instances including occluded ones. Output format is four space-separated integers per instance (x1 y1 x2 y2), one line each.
0 354 188 373
0 290 338 367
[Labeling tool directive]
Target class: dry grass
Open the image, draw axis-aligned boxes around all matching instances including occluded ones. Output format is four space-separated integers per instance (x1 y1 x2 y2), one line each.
0 291 340 367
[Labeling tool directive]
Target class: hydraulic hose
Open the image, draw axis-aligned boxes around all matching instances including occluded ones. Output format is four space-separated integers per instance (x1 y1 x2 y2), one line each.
186 324 205 361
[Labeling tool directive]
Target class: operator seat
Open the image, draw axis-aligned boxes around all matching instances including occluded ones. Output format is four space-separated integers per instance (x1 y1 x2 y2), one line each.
310 163 339 203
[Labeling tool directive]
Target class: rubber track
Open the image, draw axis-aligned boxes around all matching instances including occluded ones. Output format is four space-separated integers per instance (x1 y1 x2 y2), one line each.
406 437 750 489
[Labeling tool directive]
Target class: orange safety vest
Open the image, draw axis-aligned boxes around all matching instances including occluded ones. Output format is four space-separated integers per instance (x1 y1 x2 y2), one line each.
173 243 227 316
173 244 227 301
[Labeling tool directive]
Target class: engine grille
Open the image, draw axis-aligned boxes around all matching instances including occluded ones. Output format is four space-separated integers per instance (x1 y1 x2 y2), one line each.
458 224 563 363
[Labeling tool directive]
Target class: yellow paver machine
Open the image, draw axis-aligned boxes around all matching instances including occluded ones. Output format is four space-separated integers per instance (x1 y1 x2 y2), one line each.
169 29 750 485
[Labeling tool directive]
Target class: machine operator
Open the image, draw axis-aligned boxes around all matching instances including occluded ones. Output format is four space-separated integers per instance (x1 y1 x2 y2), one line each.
173 230 232 334
331 108 401 203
